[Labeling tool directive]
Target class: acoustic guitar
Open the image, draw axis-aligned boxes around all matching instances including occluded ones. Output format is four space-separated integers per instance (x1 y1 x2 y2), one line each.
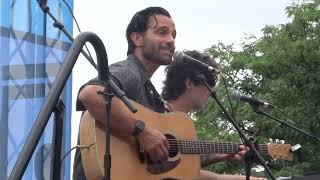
80 101 292 180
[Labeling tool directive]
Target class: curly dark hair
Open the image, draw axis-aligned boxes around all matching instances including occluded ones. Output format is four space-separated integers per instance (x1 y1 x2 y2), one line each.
126 7 171 55
162 50 218 101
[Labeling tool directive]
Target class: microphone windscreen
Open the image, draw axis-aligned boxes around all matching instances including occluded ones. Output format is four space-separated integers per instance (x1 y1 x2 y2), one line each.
173 51 184 61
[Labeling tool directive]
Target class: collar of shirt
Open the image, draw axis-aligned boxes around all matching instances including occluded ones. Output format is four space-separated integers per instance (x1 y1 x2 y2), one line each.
127 54 150 86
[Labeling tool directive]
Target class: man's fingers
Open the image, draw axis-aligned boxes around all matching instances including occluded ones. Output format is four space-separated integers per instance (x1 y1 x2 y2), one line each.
163 138 170 149
161 144 169 161
148 143 169 162
149 148 162 162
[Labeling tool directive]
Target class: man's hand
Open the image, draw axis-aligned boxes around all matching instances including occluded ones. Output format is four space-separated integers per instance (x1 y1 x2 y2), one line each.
136 127 169 162
201 145 248 167
212 144 248 163
225 144 247 162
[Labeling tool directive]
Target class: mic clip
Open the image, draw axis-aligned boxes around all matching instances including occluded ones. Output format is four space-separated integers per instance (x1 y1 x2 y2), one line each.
249 102 263 113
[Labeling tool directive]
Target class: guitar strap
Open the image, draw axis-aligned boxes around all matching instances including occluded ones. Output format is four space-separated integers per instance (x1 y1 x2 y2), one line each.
145 79 165 113
164 102 173 113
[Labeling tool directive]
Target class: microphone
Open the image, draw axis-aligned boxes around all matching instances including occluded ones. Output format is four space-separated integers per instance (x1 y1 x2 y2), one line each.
230 90 275 108
173 51 219 74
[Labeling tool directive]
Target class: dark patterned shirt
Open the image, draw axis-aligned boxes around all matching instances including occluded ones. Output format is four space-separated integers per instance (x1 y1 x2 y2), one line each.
73 55 165 180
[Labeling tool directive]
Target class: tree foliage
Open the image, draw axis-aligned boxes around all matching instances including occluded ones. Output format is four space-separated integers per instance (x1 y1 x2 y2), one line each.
194 0 320 177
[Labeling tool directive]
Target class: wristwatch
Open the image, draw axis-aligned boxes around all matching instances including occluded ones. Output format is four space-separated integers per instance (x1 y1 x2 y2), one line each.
131 120 145 137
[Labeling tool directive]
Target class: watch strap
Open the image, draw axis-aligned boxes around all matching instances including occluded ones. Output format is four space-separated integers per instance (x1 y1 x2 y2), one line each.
131 120 145 136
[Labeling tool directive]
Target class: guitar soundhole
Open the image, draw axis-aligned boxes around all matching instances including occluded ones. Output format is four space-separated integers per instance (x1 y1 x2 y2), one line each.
146 133 181 174
165 134 179 158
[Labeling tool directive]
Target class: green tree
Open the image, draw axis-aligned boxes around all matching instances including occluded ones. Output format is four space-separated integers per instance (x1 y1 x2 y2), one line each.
195 0 320 177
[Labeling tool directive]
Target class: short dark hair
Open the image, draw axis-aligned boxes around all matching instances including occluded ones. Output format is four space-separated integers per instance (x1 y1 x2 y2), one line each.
162 50 218 101
126 7 171 55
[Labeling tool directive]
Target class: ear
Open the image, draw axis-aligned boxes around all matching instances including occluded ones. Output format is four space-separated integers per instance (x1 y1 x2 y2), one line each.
130 32 143 47
185 78 193 89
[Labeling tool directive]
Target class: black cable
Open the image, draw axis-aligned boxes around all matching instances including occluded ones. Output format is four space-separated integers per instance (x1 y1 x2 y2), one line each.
62 0 95 67
219 73 254 135
60 143 95 166
37 0 97 69
56 0 98 170
219 74 237 120
274 107 314 134
201 74 248 146
211 92 275 180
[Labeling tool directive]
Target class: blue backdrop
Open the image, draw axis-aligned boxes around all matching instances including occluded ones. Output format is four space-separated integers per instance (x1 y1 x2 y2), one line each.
0 0 73 179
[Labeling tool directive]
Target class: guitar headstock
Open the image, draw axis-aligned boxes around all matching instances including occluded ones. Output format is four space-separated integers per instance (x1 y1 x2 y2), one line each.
267 139 293 161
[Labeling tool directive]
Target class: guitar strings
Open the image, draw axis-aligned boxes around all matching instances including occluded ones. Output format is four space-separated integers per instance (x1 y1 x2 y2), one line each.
164 139 267 149
138 140 268 153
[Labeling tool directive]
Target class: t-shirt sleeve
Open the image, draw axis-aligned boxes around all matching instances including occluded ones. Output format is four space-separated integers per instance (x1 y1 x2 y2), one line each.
75 78 109 111
76 65 142 111
110 65 143 101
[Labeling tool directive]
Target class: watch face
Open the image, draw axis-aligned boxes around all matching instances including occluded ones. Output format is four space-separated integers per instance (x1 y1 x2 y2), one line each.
132 120 145 136
136 121 145 130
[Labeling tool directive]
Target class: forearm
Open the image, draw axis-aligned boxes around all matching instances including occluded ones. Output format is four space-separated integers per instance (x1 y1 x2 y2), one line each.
200 154 225 167
79 85 137 136
79 85 169 162
196 170 266 180
215 174 252 180
197 170 244 180
216 174 266 180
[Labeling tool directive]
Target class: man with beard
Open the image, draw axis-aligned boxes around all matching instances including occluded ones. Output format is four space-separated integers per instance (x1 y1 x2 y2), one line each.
73 7 176 179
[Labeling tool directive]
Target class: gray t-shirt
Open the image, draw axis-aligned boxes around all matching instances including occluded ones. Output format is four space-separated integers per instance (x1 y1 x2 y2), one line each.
73 55 165 179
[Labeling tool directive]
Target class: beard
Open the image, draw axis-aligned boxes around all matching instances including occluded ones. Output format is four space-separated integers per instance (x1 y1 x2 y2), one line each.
142 39 174 65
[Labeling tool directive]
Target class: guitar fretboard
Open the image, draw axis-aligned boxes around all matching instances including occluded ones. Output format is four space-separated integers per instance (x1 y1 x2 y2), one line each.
176 140 269 154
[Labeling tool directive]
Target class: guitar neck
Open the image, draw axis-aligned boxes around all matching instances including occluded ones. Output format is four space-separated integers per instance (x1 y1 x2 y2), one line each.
177 139 268 154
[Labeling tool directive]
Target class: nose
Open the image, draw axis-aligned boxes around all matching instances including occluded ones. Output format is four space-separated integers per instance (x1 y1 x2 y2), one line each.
166 34 175 48
205 86 212 96
206 89 211 96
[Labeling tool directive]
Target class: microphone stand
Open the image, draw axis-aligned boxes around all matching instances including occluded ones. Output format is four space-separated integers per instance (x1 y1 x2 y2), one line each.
211 92 276 180
8 32 137 180
39 1 137 179
249 104 320 143
38 0 97 69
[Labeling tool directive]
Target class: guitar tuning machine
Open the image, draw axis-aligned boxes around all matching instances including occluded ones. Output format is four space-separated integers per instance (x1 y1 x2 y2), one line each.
269 138 285 144
275 139 283 144
291 144 302 152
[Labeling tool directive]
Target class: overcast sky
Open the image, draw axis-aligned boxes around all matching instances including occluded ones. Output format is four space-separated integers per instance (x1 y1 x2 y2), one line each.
70 0 293 175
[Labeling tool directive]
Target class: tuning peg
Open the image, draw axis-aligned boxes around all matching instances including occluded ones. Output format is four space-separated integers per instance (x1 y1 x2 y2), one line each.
291 144 302 152
269 138 273 143
279 140 285 144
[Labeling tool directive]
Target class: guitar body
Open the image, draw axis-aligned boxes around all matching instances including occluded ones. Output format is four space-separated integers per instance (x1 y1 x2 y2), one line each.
80 101 293 179
80 101 200 180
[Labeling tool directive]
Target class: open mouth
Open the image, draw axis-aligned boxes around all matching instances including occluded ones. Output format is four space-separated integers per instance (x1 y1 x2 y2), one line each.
161 49 173 56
